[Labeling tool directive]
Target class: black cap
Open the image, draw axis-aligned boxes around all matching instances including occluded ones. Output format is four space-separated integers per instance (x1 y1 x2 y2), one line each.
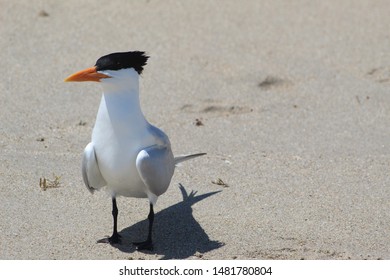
95 51 149 75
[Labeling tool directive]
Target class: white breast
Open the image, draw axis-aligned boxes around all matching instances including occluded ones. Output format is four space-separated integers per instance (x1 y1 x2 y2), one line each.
91 91 157 198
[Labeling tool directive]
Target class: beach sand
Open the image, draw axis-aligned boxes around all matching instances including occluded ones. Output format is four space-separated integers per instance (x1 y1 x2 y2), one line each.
1 0 390 259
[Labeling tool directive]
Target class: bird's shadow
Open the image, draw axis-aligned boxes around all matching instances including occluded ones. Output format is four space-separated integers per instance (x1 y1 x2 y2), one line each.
108 184 224 259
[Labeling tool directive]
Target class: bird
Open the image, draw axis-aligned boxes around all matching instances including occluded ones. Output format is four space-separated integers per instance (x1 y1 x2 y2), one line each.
64 51 205 251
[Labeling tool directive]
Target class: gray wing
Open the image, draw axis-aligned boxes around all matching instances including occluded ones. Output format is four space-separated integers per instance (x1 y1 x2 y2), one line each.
136 145 175 204
82 142 106 193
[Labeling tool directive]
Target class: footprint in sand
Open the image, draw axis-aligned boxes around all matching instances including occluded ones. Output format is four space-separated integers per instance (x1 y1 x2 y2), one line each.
366 67 390 84
258 75 292 90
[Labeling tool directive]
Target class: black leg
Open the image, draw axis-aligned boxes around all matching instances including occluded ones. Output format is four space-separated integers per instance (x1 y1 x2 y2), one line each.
133 203 154 251
97 197 122 244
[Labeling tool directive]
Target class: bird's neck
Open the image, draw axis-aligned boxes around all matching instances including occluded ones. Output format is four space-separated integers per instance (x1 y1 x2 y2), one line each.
96 80 149 136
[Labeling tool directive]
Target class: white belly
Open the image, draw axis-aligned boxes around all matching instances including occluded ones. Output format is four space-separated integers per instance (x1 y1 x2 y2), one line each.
95 145 146 198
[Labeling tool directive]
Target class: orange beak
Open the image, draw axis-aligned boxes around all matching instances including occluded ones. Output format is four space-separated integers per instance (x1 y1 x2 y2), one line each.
64 66 110 82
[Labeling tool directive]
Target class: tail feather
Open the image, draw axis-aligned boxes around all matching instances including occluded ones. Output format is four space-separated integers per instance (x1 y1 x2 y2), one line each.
174 153 206 166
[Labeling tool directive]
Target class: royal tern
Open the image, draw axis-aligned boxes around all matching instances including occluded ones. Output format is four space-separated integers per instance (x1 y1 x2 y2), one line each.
65 51 205 250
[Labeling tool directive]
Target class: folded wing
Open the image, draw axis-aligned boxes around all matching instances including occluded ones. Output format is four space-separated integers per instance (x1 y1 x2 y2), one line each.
136 145 175 204
82 142 107 193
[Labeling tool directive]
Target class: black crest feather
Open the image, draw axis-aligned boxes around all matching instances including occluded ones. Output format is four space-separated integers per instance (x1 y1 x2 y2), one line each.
95 51 149 75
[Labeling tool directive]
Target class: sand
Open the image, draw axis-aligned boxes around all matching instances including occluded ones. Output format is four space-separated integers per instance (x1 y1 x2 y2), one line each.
1 0 390 260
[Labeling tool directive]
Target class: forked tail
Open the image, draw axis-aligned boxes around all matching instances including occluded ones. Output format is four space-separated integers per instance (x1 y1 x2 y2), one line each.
174 153 206 166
